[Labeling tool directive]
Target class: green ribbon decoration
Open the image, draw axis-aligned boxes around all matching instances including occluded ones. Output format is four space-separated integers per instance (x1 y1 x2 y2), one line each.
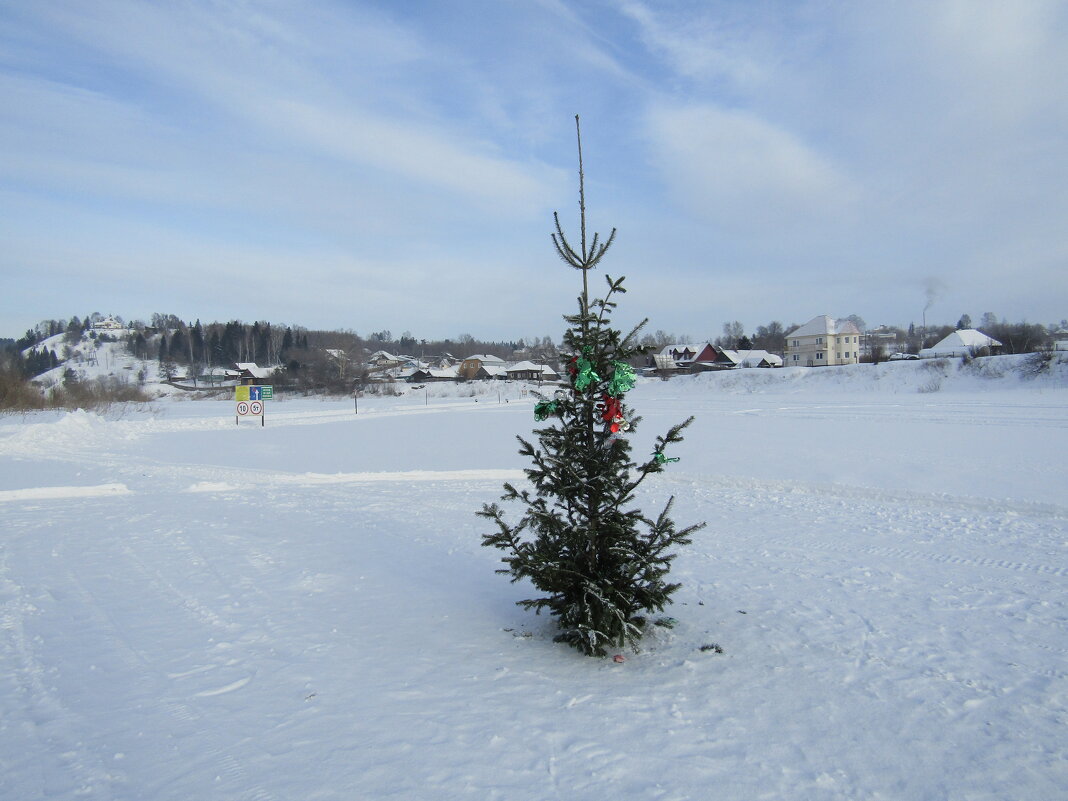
607 362 636 397
652 450 680 464
534 400 559 421
573 356 599 392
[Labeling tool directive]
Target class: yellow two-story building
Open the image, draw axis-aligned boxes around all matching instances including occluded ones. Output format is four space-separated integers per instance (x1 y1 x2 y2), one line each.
784 316 862 367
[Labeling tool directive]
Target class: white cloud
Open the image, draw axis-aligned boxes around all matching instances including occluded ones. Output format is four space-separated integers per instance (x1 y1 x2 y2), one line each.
617 0 774 89
7 2 561 215
263 98 557 214
646 104 859 233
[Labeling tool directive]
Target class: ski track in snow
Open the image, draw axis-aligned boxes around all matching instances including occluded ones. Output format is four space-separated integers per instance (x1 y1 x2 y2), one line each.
1 377 1066 800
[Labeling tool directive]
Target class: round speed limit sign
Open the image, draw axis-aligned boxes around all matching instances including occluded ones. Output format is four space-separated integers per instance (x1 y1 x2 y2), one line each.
249 400 263 415
237 400 250 415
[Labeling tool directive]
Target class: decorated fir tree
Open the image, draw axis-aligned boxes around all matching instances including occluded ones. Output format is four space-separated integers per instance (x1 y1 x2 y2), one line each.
479 117 705 657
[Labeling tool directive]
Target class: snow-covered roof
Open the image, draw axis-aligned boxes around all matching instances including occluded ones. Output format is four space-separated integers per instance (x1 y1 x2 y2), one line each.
920 329 1002 357
234 362 274 379
464 354 505 364
951 329 1002 348
660 344 713 363
369 350 401 363
505 361 560 377
791 316 861 337
720 349 784 368
410 365 458 378
479 365 509 377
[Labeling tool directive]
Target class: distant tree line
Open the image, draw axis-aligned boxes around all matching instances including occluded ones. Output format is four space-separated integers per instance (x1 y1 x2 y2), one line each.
131 314 567 393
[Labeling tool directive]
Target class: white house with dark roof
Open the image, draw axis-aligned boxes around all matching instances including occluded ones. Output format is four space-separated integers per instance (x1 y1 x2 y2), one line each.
784 316 862 367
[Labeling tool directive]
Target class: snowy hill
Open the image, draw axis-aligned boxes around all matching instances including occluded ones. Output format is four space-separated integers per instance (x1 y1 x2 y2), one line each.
25 328 159 392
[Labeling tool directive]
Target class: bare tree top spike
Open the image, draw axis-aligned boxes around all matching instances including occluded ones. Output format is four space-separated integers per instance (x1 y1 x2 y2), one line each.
551 116 617 314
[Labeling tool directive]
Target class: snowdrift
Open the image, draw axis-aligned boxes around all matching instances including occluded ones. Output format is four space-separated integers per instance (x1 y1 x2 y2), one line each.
682 352 1068 395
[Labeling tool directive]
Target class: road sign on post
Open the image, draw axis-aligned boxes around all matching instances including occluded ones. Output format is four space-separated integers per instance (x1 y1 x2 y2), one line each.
235 386 270 426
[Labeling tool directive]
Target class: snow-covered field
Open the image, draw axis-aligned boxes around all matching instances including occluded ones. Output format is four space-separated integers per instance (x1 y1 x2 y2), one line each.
2 358 1066 800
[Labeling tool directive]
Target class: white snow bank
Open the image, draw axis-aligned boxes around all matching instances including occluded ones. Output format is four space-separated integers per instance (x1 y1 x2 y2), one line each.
680 352 1068 395
0 483 130 502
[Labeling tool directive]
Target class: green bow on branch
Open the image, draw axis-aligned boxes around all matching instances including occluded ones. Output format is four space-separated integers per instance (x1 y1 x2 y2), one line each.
607 361 636 397
573 354 600 392
534 400 559 421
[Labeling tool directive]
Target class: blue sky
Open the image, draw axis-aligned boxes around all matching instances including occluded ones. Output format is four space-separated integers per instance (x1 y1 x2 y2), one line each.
2 0 1066 342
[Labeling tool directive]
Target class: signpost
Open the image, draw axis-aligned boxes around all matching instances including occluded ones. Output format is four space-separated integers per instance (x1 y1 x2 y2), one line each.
235 385 272 426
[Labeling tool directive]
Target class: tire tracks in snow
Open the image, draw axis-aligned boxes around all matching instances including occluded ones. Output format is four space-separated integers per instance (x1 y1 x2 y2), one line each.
0 498 283 801
671 472 1068 524
58 516 282 801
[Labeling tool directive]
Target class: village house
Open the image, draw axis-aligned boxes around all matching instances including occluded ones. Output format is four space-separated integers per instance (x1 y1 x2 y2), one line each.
658 343 720 372
367 351 406 370
717 349 784 368
91 316 125 331
475 364 509 380
233 362 275 385
505 361 560 382
406 366 459 382
784 316 862 367
431 354 458 369
866 325 901 357
458 354 506 380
